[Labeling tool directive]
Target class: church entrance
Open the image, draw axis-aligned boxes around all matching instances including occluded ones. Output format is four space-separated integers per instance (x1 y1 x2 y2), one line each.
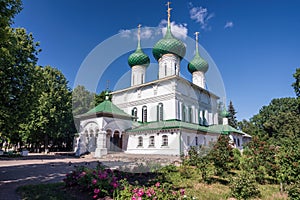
107 130 123 152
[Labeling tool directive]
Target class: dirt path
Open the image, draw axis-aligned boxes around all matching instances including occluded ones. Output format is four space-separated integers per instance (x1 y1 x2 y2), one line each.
0 155 99 200
0 153 179 200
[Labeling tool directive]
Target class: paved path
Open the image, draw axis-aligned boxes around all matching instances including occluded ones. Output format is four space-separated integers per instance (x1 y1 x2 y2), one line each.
0 153 179 200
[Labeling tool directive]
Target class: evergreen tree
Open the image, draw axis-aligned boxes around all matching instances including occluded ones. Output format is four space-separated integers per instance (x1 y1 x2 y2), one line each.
228 100 238 128
292 68 300 97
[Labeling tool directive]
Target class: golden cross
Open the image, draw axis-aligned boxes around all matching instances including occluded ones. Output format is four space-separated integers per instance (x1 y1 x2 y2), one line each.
106 80 110 90
195 32 199 42
195 32 200 52
166 2 172 26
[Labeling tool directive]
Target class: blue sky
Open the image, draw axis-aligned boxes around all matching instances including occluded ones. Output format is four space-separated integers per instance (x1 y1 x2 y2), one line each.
13 0 300 120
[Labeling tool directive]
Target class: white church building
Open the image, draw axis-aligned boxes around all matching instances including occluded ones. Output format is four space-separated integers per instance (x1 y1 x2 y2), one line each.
75 4 251 157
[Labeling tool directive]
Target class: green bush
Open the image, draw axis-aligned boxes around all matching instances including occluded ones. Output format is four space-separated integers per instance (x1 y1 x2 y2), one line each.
286 182 300 200
229 171 261 200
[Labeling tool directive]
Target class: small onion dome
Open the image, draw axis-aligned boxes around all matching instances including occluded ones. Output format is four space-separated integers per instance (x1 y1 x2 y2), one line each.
128 47 150 68
220 108 230 118
128 25 150 68
152 26 186 61
188 33 208 73
188 53 209 73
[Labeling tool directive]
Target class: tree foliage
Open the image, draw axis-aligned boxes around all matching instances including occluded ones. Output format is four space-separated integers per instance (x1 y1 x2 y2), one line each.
0 0 40 145
72 85 95 116
250 98 300 139
208 135 234 176
23 66 74 151
292 68 300 97
228 101 238 128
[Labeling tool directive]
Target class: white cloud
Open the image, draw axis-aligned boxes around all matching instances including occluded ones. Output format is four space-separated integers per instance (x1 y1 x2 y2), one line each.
159 20 188 40
119 20 188 41
224 21 234 29
119 27 155 39
119 29 131 38
189 3 214 30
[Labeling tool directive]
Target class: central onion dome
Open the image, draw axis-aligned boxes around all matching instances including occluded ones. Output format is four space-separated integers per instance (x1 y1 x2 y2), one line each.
128 26 150 68
188 32 208 73
152 25 186 61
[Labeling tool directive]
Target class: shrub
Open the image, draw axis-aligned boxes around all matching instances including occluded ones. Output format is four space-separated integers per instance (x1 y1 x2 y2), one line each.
64 164 124 199
115 180 189 200
286 182 300 200
229 171 261 200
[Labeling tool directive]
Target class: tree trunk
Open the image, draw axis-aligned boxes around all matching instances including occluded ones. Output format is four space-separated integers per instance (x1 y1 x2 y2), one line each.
44 134 49 154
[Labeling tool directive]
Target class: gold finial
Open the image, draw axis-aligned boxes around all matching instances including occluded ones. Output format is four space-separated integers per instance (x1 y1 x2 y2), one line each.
137 24 141 49
195 32 200 53
166 2 172 27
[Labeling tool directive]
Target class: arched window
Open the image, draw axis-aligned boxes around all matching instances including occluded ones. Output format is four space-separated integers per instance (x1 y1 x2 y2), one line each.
162 135 168 146
138 136 143 147
149 136 155 147
174 63 177 75
182 104 186 122
157 103 163 121
237 138 240 147
188 107 193 123
195 137 198 146
141 74 144 84
132 107 137 122
164 63 167 76
187 136 190 146
142 106 147 123
198 110 202 125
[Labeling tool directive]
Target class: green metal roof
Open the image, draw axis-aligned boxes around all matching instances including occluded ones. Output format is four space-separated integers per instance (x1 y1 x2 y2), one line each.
152 25 186 61
207 124 245 135
188 53 209 73
81 100 132 119
126 119 245 135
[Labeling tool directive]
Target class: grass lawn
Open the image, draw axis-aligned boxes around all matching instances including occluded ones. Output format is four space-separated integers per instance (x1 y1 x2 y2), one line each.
17 182 89 200
17 181 288 200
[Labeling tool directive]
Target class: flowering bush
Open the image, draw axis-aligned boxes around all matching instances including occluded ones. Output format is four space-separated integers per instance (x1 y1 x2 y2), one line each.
64 165 125 199
115 180 189 200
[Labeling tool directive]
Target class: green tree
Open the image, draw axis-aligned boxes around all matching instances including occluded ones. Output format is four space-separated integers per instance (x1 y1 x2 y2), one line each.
208 135 234 176
251 98 299 139
242 137 278 184
93 90 112 106
0 26 40 145
24 66 73 152
292 68 300 97
228 101 238 128
72 85 95 116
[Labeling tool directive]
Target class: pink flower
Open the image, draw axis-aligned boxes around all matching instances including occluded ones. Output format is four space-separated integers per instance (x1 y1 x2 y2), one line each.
112 182 118 188
93 194 98 199
92 179 97 185
131 195 137 200
180 189 185 195
137 188 144 197
94 188 100 194
155 182 160 187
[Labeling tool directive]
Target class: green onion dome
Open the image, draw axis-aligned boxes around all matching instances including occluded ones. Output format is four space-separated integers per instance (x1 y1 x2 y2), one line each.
128 47 150 68
220 108 230 118
188 33 208 74
152 26 186 61
187 52 209 73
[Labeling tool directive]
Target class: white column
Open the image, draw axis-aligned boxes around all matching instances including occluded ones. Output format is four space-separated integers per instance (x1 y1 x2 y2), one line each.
94 130 108 158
